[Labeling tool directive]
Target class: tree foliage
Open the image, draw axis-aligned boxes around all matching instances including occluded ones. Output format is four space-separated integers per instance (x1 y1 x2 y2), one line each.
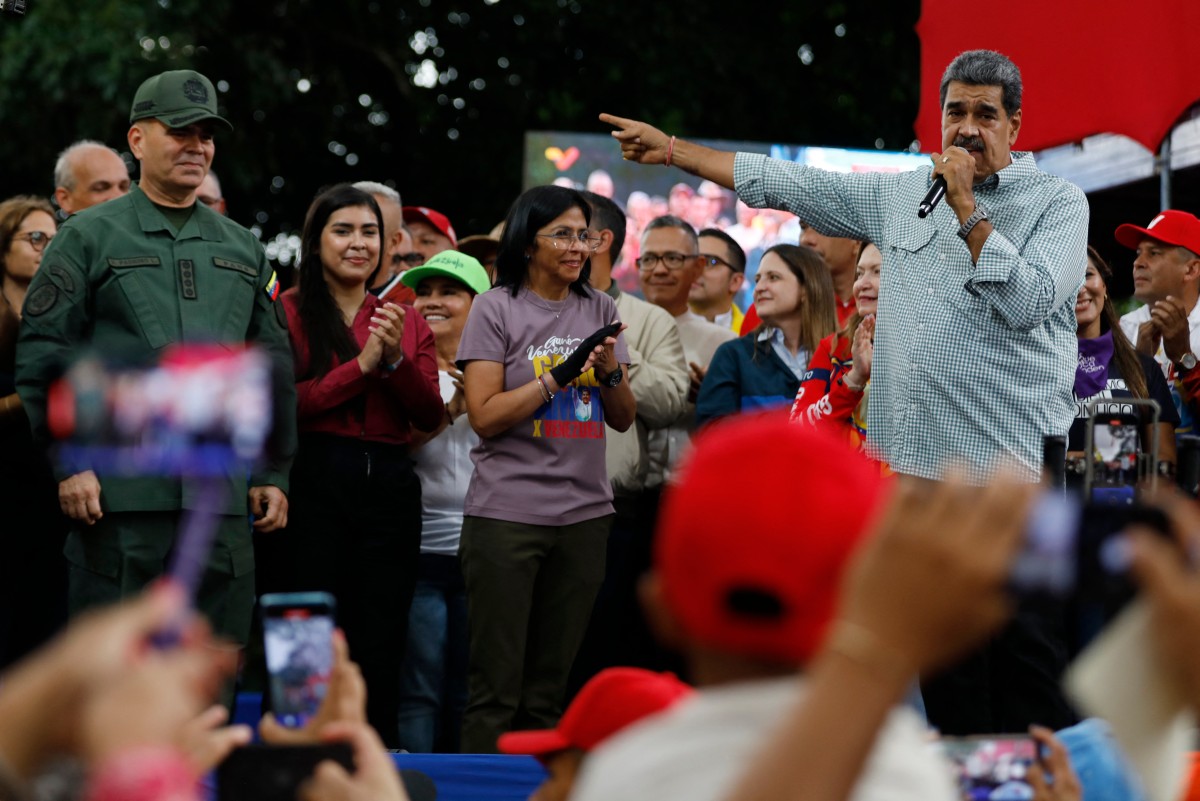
0 0 921 260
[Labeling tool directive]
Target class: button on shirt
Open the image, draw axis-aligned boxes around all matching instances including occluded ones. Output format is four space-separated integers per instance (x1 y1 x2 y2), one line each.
735 151 1088 480
758 326 809 380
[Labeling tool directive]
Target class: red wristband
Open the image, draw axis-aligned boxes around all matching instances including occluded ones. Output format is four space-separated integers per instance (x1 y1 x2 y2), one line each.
665 135 676 168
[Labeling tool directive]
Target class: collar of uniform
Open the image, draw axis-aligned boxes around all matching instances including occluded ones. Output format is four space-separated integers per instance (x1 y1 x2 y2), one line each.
128 183 223 241
602 279 622 301
977 151 1035 192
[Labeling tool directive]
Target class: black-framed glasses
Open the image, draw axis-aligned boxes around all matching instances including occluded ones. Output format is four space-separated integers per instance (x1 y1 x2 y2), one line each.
537 231 602 251
701 254 737 272
14 231 54 252
636 252 697 272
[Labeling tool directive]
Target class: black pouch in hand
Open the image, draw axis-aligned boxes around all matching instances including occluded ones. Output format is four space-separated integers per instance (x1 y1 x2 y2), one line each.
549 322 622 387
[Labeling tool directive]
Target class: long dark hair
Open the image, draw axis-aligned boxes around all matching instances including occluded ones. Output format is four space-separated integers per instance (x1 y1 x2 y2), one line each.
750 244 837 361
494 185 593 298
1086 245 1148 399
297 184 384 378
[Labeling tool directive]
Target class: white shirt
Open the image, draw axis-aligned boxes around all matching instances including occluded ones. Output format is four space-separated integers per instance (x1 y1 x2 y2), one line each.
572 676 957 801
411 370 479 555
1119 302 1200 434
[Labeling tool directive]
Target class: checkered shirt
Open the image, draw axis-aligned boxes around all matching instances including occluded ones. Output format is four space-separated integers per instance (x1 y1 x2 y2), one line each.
735 151 1088 481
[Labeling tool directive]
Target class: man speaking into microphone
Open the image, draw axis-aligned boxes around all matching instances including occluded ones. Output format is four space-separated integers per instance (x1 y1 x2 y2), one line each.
602 49 1087 737
602 49 1087 484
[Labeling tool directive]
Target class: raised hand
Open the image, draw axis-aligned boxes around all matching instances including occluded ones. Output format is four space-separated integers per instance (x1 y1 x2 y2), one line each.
599 114 672 165
370 302 408 367
846 315 875 387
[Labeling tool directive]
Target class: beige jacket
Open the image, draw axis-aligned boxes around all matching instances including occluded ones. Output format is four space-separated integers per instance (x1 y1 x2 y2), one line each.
604 286 689 496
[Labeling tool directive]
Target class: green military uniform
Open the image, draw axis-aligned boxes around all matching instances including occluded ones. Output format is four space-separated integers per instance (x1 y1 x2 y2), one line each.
15 182 297 644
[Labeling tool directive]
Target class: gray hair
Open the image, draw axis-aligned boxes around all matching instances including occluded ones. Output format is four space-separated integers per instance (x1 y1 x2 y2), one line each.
642 214 698 249
939 50 1022 117
352 181 401 207
204 169 223 196
54 140 119 191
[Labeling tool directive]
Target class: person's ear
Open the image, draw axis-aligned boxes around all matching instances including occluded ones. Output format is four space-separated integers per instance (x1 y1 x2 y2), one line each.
127 124 145 160
1008 108 1022 147
639 572 687 651
729 272 745 294
1183 252 1200 284
54 187 72 214
595 229 615 256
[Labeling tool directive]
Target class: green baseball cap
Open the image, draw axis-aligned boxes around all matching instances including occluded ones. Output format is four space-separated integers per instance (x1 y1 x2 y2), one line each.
129 70 232 131
401 250 492 295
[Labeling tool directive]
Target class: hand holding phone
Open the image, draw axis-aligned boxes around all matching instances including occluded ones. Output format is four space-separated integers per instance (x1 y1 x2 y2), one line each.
939 735 1037 799
261 592 337 729
260 626 366 746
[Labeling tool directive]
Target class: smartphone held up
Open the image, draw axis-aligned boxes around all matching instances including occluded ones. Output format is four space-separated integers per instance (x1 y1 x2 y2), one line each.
261 592 336 728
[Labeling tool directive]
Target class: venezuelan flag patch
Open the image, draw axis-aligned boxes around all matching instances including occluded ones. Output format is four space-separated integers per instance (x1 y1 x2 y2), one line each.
264 270 280 301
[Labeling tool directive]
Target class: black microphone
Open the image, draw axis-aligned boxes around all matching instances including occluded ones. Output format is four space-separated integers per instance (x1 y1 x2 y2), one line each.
917 175 946 219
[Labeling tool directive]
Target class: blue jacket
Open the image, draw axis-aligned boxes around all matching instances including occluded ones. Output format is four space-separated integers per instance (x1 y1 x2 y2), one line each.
695 332 801 428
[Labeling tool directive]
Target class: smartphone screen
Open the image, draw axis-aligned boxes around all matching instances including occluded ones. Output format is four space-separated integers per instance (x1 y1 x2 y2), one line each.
1088 415 1143 505
939 735 1036 800
261 592 336 728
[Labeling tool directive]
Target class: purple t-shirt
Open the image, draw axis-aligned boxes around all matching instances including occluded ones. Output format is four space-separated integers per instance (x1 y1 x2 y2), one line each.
456 285 629 526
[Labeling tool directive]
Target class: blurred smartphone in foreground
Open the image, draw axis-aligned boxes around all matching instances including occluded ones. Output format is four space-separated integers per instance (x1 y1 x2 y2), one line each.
938 735 1036 800
1015 491 1172 652
217 743 352 801
261 592 336 728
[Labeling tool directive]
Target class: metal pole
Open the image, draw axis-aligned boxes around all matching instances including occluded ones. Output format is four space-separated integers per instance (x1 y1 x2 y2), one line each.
1160 133 1173 210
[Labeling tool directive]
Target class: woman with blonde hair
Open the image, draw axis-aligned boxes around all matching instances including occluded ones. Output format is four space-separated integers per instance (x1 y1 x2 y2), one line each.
790 243 881 452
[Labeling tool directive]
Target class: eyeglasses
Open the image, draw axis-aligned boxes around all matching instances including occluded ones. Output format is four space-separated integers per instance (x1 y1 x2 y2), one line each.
13 231 54 252
636 252 697 272
537 231 602 251
701 254 738 272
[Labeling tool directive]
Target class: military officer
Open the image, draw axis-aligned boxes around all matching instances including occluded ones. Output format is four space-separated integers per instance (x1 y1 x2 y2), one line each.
15 69 297 645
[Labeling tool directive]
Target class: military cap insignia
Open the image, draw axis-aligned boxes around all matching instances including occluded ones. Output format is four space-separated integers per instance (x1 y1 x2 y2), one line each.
182 79 208 103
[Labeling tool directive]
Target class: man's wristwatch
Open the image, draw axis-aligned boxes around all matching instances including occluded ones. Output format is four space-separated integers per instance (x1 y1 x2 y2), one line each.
598 366 624 387
957 205 989 241
1178 352 1198 372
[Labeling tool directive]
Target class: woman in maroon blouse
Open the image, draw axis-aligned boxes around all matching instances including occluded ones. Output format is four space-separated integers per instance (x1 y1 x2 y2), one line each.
275 183 442 747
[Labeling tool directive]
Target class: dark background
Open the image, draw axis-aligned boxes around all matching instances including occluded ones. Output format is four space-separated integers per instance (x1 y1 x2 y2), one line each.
0 0 1190 295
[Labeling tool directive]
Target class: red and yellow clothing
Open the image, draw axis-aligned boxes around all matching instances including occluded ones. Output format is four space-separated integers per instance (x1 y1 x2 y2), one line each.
789 331 869 453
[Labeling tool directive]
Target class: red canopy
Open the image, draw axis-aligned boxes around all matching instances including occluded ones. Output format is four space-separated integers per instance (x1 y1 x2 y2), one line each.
915 0 1200 154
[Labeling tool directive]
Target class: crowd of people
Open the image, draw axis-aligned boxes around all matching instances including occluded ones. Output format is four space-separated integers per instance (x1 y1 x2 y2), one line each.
6 46 1200 801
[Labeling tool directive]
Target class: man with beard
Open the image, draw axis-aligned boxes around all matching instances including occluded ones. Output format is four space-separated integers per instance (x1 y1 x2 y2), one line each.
603 49 1087 735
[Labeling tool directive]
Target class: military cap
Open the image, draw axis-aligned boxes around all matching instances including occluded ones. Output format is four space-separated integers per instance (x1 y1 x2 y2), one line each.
129 70 232 131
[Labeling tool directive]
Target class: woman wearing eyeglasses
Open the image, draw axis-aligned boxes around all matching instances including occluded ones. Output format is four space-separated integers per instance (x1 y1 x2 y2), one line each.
1 196 56 426
456 184 634 752
695 244 836 428
1 196 57 422
0 195 67 668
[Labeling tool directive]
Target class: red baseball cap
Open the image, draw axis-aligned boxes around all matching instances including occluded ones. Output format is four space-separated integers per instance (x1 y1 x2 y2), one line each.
402 206 458 247
496 668 692 758
655 413 890 666
1114 210 1200 254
